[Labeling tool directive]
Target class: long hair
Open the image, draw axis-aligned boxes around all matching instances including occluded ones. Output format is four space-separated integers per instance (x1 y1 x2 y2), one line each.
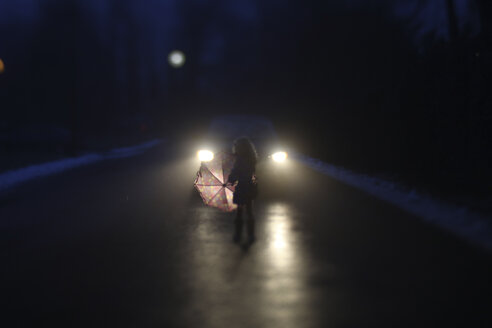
233 137 257 166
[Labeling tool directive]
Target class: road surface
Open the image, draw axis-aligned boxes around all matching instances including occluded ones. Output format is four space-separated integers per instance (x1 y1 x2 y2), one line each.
2 143 492 327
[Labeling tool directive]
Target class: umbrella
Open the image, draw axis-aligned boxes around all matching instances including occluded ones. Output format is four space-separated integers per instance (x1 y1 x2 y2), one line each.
194 151 237 212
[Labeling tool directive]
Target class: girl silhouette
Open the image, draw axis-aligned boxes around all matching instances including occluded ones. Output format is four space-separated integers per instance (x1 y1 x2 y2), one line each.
227 137 258 243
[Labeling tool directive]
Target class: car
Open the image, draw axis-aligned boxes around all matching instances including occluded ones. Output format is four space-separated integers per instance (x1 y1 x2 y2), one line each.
196 115 289 164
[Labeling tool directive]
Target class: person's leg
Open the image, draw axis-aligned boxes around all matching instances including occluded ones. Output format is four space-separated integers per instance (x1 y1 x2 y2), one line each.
234 205 244 242
246 201 255 242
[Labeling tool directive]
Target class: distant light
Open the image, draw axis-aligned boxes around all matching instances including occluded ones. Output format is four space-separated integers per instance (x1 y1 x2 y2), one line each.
198 150 214 162
168 50 185 68
0 59 4 74
272 152 288 163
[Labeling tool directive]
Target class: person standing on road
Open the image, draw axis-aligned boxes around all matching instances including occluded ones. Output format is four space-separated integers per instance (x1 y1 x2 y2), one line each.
227 137 258 243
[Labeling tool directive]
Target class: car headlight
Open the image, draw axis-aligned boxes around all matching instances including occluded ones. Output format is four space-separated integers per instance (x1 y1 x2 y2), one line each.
197 150 214 162
272 151 288 163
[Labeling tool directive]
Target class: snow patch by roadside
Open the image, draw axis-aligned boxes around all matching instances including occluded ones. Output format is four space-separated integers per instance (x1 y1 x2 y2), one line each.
0 139 163 192
296 154 492 252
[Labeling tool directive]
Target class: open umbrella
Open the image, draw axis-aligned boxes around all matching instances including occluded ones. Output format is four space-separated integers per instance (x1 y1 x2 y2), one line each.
194 151 237 212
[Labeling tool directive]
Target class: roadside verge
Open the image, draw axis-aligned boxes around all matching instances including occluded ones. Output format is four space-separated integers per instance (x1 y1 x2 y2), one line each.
0 139 163 193
296 154 492 252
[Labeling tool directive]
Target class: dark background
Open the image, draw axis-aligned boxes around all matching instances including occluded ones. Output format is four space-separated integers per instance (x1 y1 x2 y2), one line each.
1 0 491 200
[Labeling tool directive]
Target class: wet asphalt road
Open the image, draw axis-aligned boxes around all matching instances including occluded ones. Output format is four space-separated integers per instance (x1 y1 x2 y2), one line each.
2 143 492 328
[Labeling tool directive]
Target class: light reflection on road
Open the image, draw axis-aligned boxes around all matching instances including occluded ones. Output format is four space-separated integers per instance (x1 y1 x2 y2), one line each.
181 201 321 328
258 203 317 327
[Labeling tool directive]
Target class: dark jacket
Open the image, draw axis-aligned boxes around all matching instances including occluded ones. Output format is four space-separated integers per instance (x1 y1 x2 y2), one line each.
227 157 256 204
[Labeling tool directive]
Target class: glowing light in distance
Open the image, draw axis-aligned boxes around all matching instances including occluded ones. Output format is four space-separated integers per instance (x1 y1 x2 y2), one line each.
198 150 214 162
0 59 4 74
272 151 287 163
168 50 185 68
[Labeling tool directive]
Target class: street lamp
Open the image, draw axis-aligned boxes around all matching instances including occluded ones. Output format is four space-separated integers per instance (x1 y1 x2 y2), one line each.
168 50 186 68
0 59 5 74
